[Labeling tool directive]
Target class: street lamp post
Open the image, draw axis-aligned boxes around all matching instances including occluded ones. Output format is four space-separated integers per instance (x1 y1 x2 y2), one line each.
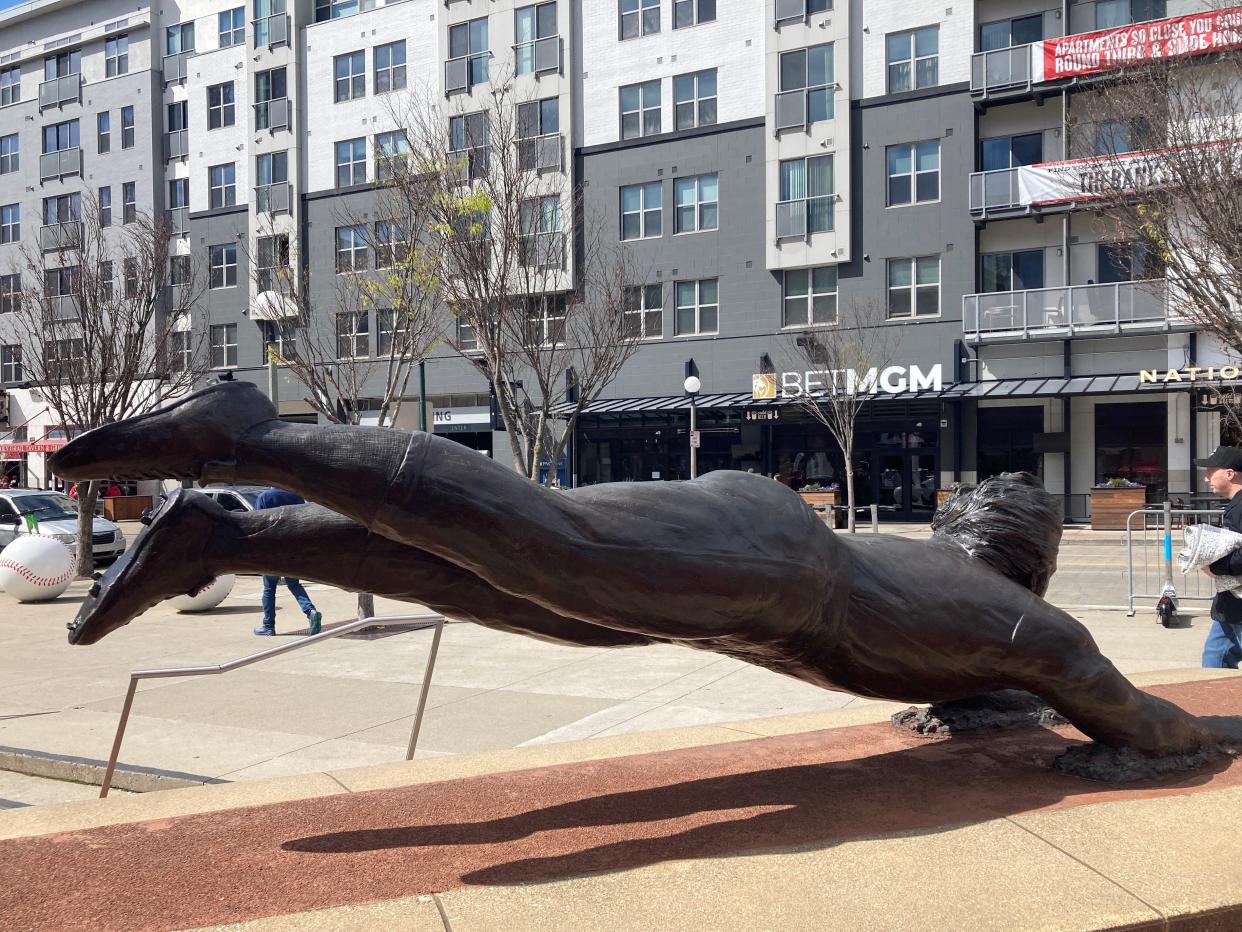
684 375 701 479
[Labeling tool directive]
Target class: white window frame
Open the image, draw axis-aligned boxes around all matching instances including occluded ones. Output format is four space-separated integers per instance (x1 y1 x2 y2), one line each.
169 330 193 374
374 40 406 94
0 133 16 173
1 343 22 382
0 275 20 315
334 50 365 102
524 295 567 346
335 224 368 273
374 219 409 268
376 307 409 355
335 137 366 187
98 186 111 226
260 319 298 361
336 310 369 358
673 69 717 131
209 163 237 209
514 2 557 76
886 140 940 207
96 112 110 154
782 267 838 328
673 174 718 234
120 105 135 148
208 82 235 130
374 130 410 181
209 323 238 369
620 80 660 139
620 182 661 240
886 25 939 93
623 283 663 339
673 0 715 30
619 0 659 39
209 243 238 289
887 255 941 320
0 66 19 107
778 155 834 236
218 7 246 48
674 278 719 335
0 203 18 243
105 35 128 77
122 181 136 224
455 317 478 351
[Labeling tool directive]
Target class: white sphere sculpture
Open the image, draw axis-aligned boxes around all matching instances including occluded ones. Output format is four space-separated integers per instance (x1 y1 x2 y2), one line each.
170 574 236 613
0 536 74 602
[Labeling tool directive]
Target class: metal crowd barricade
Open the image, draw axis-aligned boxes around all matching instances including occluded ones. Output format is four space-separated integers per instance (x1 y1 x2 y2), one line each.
1126 503 1225 619
99 612 446 798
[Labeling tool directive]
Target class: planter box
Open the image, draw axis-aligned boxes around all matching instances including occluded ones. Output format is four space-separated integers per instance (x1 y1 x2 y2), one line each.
1090 487 1146 531
798 490 837 512
104 495 153 522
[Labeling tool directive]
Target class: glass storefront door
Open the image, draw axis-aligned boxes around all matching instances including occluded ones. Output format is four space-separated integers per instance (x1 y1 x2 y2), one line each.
870 435 939 520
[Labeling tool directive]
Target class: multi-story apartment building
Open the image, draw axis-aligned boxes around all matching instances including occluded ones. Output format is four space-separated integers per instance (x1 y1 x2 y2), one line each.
0 0 1232 521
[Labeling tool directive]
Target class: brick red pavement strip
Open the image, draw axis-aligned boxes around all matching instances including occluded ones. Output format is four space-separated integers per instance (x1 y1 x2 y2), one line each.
2 679 1240 932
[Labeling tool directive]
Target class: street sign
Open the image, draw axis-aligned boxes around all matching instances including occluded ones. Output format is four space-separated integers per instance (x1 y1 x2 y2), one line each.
690 430 701 448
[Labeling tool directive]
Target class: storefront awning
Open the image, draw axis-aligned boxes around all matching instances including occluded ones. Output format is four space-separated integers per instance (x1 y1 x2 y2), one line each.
561 374 1181 416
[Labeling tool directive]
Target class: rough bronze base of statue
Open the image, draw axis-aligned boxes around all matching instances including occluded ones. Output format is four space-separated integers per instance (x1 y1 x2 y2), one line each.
1053 741 1238 782
892 690 1068 736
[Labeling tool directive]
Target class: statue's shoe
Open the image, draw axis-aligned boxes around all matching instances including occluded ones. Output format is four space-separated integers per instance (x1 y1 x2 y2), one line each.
67 490 223 645
49 380 275 482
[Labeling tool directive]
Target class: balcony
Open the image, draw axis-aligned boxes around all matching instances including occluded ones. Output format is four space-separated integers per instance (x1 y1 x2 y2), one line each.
254 96 290 132
162 51 192 85
517 133 562 173
254 182 290 215
774 0 820 25
38 73 80 110
514 36 560 76
39 148 81 182
165 206 189 236
520 231 564 270
774 86 832 133
961 279 1191 344
253 13 288 48
163 129 188 161
40 220 82 251
775 196 832 241
970 45 1034 98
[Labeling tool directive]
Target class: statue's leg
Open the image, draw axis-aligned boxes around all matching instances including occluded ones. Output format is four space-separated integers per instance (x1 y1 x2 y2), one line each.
69 490 657 649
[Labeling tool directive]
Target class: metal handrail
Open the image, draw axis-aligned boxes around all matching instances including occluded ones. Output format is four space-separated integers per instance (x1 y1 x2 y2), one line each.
99 611 447 798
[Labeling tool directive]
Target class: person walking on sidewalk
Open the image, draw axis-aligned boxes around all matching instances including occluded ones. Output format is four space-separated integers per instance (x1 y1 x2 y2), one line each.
253 487 323 637
1198 446 1242 667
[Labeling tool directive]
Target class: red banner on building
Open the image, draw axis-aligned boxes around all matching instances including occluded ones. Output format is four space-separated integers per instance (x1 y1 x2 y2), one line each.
0 440 66 456
1037 6 1242 81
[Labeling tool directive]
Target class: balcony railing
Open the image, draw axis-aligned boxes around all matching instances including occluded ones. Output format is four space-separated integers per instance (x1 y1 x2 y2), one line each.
775 199 806 239
254 96 290 132
514 36 560 75
517 133 562 172
520 231 564 270
448 146 489 184
163 129 189 161
40 220 82 251
162 51 192 85
774 86 832 132
38 73 80 110
165 206 189 235
968 167 1024 213
253 13 289 48
961 279 1188 342
445 53 487 94
254 182 290 215
970 45 1033 95
774 0 815 25
47 294 78 322
39 148 81 182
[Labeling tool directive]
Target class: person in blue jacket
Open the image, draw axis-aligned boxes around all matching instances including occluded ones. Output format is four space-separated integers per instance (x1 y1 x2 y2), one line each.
253 487 323 637
1198 446 1242 667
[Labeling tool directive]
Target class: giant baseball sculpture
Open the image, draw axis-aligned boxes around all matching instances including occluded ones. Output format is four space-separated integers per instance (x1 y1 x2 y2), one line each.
50 380 1233 777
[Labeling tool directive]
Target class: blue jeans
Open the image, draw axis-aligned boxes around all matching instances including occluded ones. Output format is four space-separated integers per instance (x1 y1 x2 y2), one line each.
261 575 316 627
1202 618 1242 668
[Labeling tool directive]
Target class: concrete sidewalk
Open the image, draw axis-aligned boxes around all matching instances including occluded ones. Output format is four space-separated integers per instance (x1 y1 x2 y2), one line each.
0 561 1219 796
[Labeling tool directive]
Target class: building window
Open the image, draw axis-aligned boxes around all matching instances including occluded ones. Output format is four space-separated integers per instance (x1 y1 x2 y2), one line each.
0 275 20 315
99 261 113 300
979 132 1042 171
448 18 489 87
167 100 188 135
374 40 406 93
334 50 365 102
778 155 833 235
209 163 237 209
981 249 1044 293
620 182 661 240
315 0 360 22
1094 0 1165 30
44 49 80 80
448 112 489 180
619 0 659 38
1097 241 1162 283
335 137 367 187
674 278 718 335
887 256 940 319
168 178 189 210
778 44 833 125
95 112 110 153
122 181 136 224
620 80 660 139
783 267 837 327
255 150 289 213
623 284 662 338
98 186 111 226
515 2 557 75
1093 118 1148 157
0 134 16 174
219 7 246 47
336 311 369 358
166 23 195 54
673 174 718 234
123 257 137 298
673 0 715 29
105 35 128 76
42 120 78 154
673 69 716 130
335 225 368 273
376 308 408 355
169 254 191 287
259 320 298 361
374 220 408 268
45 265 78 298
524 296 567 345
208 82 236 129
519 196 563 268
209 323 238 368
121 105 135 148
46 339 84 380
516 98 560 170
42 192 80 225
374 130 410 181
0 204 19 243
209 243 238 289
0 66 19 107
979 13 1043 51
1 344 21 382
887 25 938 93
256 233 289 291
168 330 193 374
254 67 287 130
887 141 939 206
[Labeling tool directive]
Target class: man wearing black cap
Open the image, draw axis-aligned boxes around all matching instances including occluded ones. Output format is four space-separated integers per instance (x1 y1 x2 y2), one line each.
1197 445 1242 667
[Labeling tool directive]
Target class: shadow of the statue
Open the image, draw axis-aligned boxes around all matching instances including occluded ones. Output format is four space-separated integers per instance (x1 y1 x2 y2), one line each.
282 722 1238 889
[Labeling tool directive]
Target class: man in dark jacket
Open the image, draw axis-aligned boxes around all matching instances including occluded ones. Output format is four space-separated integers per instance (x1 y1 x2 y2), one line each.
254 487 323 637
1198 446 1242 667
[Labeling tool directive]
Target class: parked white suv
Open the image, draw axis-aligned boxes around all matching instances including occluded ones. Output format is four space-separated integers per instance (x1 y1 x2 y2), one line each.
0 489 127 563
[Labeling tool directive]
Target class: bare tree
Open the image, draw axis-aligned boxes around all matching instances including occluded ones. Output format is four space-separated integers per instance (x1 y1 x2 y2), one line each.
385 78 643 483
1065 38 1242 352
783 300 897 533
2 196 208 575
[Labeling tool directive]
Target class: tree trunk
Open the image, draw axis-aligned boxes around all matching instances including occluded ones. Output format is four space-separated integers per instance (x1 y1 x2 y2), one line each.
75 480 101 578
844 454 856 534
357 592 375 620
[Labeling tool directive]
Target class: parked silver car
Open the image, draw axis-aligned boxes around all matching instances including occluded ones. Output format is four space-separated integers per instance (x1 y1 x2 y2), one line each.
0 489 128 563
199 485 267 512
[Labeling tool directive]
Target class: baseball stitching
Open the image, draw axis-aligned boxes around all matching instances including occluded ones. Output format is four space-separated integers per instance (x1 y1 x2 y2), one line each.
0 558 73 589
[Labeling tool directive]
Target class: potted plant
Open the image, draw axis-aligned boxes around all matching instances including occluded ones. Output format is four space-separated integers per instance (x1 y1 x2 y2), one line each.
797 482 838 510
1090 478 1146 530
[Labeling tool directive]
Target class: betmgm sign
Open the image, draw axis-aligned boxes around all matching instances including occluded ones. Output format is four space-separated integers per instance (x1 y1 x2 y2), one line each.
753 364 943 400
